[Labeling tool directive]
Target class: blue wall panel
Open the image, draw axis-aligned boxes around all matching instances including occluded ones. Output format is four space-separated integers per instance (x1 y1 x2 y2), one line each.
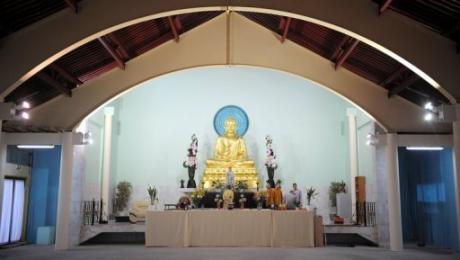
26 146 61 243
399 148 459 250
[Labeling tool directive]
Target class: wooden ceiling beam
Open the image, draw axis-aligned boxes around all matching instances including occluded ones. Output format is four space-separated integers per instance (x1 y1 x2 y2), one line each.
330 35 350 61
380 66 407 86
379 0 393 15
65 0 78 14
107 33 131 59
49 63 82 85
98 37 125 70
335 39 359 70
280 17 292 43
388 74 419 98
37 72 72 97
167 16 180 42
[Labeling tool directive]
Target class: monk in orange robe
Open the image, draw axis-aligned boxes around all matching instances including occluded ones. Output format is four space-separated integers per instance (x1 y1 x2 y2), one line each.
266 181 275 208
273 181 283 209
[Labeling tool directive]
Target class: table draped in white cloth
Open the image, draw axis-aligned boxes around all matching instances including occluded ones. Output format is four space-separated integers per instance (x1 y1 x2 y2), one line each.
271 210 314 247
189 210 272 247
145 209 314 247
145 210 189 247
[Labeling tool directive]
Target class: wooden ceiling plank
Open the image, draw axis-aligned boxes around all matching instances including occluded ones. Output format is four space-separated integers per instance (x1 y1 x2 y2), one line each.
388 74 419 98
379 0 393 15
64 0 78 14
167 16 180 42
98 37 125 70
49 63 82 85
280 17 292 43
37 72 72 97
335 39 359 70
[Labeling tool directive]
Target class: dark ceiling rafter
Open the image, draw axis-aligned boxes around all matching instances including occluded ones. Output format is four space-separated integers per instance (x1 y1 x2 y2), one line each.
167 16 181 42
279 17 292 43
330 35 350 61
64 0 78 14
380 66 407 86
49 63 82 85
98 36 125 70
107 33 131 59
388 73 419 98
335 39 359 70
36 72 72 97
379 0 393 14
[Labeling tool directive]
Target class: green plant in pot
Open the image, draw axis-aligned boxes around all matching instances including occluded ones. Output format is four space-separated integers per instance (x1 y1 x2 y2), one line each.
329 181 346 207
114 181 132 222
306 186 318 206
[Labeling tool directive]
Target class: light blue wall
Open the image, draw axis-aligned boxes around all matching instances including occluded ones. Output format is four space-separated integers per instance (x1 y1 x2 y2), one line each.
83 66 374 215
26 146 61 243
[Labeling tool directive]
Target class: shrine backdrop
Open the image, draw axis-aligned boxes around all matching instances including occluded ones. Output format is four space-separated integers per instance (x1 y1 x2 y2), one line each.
80 66 375 215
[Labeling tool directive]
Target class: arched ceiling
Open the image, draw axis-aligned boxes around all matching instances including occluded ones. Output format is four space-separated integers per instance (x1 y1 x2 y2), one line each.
2 13 451 134
0 0 458 133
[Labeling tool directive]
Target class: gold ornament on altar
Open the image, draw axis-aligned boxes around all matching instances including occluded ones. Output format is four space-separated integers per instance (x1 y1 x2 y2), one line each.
202 112 259 189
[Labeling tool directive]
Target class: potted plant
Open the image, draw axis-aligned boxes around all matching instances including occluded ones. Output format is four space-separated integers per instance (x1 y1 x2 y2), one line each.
328 181 346 221
147 185 158 210
114 181 132 222
191 188 205 208
306 186 318 209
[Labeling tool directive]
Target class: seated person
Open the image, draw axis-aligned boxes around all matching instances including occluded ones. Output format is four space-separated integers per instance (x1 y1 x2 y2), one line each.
223 185 234 209
176 196 191 210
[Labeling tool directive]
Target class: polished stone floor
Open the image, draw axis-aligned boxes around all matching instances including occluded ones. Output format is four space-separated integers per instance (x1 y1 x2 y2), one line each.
0 245 458 260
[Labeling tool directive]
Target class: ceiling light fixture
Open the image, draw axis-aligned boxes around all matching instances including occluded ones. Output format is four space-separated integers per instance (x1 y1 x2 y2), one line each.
17 145 55 149
406 146 444 151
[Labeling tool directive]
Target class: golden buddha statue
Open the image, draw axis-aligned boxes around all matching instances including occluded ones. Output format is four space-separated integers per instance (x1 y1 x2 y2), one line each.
202 117 259 189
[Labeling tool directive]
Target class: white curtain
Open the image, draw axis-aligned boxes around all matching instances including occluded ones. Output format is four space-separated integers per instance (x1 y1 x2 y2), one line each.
10 180 25 242
0 179 13 244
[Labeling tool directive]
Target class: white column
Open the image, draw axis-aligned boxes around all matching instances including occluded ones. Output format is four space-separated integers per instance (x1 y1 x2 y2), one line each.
452 104 460 250
347 108 358 222
55 132 74 250
386 133 403 251
101 107 114 222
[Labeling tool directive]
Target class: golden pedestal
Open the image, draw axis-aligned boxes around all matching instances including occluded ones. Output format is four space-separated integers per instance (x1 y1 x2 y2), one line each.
202 160 259 189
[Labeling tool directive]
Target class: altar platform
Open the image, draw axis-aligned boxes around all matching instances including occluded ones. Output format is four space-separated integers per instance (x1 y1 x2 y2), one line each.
145 209 315 247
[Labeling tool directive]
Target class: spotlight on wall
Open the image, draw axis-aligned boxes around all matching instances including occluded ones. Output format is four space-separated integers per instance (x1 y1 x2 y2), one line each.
423 101 439 122
424 101 434 111
406 146 444 151
366 133 378 146
0 102 31 120
17 101 31 110
20 111 30 120
424 112 434 121
17 145 55 149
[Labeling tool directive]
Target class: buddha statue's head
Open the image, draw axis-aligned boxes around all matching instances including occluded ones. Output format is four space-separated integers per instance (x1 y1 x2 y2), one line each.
223 117 238 138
